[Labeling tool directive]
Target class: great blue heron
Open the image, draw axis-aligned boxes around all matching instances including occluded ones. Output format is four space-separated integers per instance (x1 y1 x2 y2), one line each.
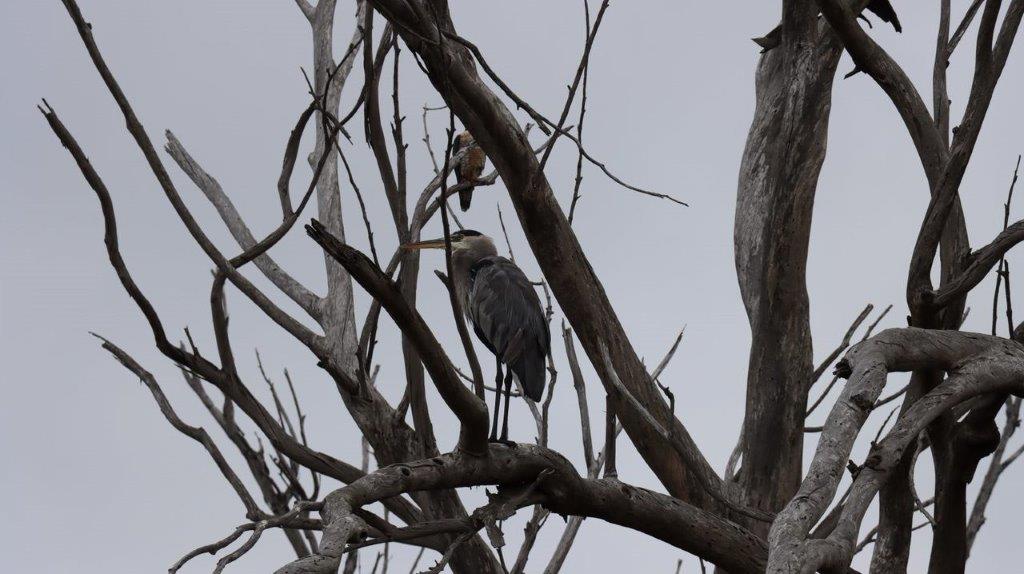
452 132 486 212
404 230 549 442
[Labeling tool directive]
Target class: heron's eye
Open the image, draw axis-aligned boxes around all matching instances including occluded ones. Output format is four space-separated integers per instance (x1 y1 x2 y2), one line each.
452 233 463 242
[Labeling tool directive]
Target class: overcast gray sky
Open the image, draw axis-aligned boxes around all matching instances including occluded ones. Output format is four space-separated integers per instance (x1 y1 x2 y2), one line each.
2 1 1023 572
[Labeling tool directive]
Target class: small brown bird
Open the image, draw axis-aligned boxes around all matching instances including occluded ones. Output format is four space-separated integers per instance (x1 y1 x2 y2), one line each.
453 131 486 212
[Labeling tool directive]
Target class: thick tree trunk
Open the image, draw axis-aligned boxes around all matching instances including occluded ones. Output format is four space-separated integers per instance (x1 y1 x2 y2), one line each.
928 397 1002 574
734 9 842 529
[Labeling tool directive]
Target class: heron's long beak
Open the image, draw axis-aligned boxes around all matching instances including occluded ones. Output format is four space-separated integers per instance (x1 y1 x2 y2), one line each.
401 238 447 250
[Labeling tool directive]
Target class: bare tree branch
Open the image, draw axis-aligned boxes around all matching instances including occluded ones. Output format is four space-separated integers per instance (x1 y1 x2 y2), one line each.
812 304 873 384
164 127 322 318
275 445 768 574
98 336 262 520
769 328 1024 573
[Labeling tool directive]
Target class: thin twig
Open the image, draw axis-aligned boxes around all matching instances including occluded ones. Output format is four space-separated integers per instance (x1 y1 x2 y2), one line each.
993 156 1021 336
421 104 442 174
442 30 687 207
812 304 873 384
567 0 591 224
438 112 486 398
536 0 611 174
497 203 517 264
337 142 381 267
859 304 893 342
651 326 686 380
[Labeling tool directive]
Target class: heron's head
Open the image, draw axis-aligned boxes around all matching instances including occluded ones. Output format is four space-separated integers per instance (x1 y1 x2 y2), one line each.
402 229 495 257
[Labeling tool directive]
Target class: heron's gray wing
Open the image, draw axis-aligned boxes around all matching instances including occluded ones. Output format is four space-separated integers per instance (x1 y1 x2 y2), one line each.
468 256 549 400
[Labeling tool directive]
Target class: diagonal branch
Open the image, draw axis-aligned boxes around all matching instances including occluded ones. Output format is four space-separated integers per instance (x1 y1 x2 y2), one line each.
98 336 262 520
948 0 986 58
42 99 421 524
598 343 773 523
370 0 713 506
165 128 322 318
814 0 947 178
55 0 327 354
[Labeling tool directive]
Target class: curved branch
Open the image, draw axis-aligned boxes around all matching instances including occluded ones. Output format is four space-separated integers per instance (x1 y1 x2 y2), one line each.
768 328 1024 573
814 0 947 177
276 445 768 574
935 219 1024 306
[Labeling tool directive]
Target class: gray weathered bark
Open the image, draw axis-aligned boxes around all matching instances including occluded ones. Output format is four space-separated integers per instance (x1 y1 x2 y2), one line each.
733 3 844 529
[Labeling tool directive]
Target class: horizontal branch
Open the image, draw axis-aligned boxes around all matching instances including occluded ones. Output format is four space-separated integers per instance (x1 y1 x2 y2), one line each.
276 445 768 574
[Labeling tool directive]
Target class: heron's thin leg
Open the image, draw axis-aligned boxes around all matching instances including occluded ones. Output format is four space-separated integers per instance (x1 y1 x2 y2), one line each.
490 356 503 441
500 367 514 442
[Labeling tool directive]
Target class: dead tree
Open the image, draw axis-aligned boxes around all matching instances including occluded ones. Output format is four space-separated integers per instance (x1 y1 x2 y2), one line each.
42 0 1024 572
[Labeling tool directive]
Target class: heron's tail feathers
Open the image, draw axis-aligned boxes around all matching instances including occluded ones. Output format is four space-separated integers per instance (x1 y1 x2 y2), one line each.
511 350 545 402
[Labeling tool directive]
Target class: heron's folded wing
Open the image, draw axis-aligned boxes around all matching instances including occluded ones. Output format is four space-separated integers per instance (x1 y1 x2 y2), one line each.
467 256 549 360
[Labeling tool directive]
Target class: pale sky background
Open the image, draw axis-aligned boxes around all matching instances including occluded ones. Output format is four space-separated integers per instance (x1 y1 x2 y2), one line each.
2 1 1023 572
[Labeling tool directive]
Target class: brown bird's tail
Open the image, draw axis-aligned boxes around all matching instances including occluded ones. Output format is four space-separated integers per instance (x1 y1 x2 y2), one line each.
459 186 474 211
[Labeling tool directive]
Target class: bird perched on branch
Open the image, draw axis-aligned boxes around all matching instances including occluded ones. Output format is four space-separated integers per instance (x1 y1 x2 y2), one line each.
752 0 901 53
404 230 549 442
863 0 902 33
452 131 486 211
844 1 902 78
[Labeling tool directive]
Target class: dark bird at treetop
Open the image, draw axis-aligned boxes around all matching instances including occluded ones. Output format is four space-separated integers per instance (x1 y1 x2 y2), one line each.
864 0 902 33
404 230 549 442
752 1 901 53
452 131 486 212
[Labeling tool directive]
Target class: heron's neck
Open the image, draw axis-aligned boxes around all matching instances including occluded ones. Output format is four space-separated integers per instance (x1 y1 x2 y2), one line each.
452 240 497 312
